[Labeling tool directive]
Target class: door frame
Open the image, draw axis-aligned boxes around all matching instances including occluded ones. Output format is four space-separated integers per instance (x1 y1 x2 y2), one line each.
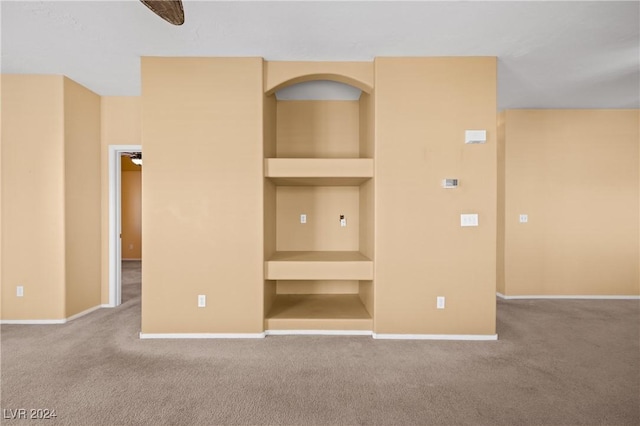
108 144 142 307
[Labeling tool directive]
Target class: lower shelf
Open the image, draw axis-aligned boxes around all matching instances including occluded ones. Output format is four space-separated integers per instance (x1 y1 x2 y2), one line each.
265 294 372 331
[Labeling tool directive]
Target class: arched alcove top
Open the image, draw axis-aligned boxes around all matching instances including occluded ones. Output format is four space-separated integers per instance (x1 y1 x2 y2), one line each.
264 61 374 95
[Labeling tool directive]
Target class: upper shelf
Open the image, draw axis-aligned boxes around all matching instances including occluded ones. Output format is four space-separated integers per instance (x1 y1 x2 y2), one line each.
265 158 373 186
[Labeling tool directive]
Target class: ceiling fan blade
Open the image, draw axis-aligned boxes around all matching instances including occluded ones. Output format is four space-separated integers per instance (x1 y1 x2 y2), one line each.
140 0 184 25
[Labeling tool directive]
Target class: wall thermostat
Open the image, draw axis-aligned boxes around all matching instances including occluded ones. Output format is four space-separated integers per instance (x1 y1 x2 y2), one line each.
442 178 459 188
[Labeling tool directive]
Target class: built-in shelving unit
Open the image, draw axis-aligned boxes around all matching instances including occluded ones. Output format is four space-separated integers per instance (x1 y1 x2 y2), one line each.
263 88 375 332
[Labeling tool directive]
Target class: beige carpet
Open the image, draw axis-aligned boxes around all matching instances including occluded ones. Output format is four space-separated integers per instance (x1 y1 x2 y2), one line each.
1 261 639 425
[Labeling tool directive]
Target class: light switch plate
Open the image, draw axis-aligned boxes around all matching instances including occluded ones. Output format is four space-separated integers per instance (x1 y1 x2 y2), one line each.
519 214 528 223
300 214 307 224
442 178 458 188
460 214 479 227
437 296 445 309
197 295 206 308
17 286 24 297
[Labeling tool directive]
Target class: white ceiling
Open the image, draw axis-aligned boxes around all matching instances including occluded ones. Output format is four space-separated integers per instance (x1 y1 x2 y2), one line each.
1 1 638 109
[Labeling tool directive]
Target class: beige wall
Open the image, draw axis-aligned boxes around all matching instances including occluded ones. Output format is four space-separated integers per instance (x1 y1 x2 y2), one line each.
501 110 639 296
263 93 277 316
0 77 2 318
374 57 497 335
276 186 360 251
141 57 264 333
358 92 375 316
122 163 142 260
277 280 359 294
276 101 360 158
1 76 101 320
63 78 102 317
1 75 66 320
496 112 506 295
100 97 142 303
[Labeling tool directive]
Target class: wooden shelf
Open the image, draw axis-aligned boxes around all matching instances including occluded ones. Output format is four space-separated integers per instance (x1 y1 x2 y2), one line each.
265 158 373 186
265 251 373 280
265 294 372 330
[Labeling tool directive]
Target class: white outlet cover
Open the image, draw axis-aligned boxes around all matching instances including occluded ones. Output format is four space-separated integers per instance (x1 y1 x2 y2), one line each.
17 286 24 297
437 296 445 309
198 295 206 308
460 214 479 227
519 214 528 223
300 214 307 224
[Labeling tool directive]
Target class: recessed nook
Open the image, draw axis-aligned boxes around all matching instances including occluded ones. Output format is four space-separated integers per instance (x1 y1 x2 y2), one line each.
263 71 375 332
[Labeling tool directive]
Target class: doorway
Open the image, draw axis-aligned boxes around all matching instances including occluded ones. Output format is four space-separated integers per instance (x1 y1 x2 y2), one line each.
108 145 142 307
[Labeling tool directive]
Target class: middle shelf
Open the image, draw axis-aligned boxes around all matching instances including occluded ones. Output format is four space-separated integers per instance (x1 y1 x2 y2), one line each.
265 158 373 186
265 251 373 280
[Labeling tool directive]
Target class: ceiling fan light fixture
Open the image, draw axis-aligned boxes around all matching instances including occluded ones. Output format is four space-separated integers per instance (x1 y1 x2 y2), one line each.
140 0 185 26
128 153 143 166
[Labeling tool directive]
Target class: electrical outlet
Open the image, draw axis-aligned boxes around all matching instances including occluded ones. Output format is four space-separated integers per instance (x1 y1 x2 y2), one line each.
519 214 528 223
340 215 347 227
17 286 24 297
460 214 479 227
197 295 206 308
437 296 445 309
300 214 307 224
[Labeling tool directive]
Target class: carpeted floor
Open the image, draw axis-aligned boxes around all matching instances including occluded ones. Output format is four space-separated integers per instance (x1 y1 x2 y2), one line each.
1 261 639 425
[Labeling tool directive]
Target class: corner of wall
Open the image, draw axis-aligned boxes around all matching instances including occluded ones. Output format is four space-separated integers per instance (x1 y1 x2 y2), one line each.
496 111 506 295
63 77 102 318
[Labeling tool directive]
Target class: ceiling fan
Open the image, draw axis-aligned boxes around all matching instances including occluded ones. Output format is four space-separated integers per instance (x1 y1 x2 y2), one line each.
140 0 185 26
123 152 143 166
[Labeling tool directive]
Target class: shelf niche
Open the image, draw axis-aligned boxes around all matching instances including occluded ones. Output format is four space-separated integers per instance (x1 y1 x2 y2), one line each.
265 294 372 331
263 76 375 332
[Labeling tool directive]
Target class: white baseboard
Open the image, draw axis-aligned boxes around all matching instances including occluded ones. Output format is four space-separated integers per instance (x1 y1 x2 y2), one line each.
265 329 373 336
372 333 498 341
139 332 266 339
66 305 105 322
497 292 640 300
1 304 108 325
0 319 66 325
